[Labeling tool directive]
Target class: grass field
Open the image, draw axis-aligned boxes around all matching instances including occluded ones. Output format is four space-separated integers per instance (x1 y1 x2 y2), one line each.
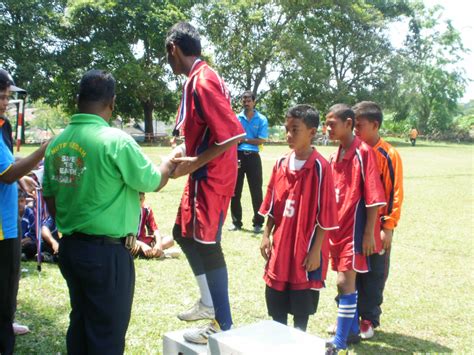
14 140 473 354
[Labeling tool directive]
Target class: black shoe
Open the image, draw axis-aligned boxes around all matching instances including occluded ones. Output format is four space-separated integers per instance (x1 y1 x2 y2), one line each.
325 342 348 355
252 225 263 234
228 224 241 231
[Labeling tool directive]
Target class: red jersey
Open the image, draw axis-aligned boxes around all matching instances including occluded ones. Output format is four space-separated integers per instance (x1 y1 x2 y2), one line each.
328 136 386 272
176 60 245 197
259 149 339 291
137 206 158 246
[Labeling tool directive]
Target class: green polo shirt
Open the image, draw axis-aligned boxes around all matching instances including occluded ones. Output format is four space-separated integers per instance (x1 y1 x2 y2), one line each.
43 113 161 237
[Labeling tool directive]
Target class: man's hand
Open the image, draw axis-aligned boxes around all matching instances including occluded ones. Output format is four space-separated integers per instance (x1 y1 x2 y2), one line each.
19 176 38 196
170 156 198 178
303 251 321 272
362 231 375 256
260 235 272 261
381 228 393 251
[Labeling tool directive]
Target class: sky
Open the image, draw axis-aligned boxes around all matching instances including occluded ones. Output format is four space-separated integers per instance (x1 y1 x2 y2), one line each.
423 0 474 102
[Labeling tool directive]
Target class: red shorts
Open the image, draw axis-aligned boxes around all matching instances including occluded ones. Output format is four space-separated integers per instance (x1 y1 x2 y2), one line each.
329 238 369 273
175 178 230 244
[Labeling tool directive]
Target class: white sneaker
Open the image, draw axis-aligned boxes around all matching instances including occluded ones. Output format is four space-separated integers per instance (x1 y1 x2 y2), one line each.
177 300 215 321
164 247 181 259
13 323 30 335
183 319 221 344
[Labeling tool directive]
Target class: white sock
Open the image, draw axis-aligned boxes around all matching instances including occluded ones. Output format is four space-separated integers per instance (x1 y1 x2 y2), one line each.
196 274 213 308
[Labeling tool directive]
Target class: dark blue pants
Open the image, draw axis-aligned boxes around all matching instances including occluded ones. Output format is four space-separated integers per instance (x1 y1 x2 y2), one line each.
58 237 135 355
356 250 391 328
0 237 20 355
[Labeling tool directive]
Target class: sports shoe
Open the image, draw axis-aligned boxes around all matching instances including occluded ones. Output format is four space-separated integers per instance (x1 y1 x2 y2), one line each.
252 225 263 234
360 319 374 339
164 247 181 259
228 224 241 231
183 319 221 344
13 323 30 336
325 342 348 355
177 300 215 321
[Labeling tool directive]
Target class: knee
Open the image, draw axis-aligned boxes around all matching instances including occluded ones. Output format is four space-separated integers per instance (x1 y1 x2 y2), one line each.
195 242 226 271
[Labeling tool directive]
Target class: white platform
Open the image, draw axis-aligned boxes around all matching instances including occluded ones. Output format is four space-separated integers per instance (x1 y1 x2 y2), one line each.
163 320 326 355
163 328 207 355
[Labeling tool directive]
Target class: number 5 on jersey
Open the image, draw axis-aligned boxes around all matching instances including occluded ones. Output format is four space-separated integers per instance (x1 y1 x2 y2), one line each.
283 199 295 218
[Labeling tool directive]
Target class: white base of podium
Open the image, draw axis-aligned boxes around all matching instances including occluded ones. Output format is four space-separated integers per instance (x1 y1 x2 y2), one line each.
163 320 326 355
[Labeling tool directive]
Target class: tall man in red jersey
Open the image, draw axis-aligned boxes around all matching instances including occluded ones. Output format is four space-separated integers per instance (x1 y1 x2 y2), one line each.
325 104 386 354
165 22 245 344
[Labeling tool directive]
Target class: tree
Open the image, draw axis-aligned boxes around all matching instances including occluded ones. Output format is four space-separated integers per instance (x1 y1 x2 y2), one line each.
52 0 190 138
388 3 466 133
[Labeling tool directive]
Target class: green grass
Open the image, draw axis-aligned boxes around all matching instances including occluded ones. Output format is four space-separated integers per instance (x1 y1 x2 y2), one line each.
14 140 474 354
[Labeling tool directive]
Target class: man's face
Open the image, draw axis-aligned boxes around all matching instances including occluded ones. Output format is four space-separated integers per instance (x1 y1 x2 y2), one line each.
166 42 182 75
0 87 11 116
354 116 378 143
242 95 255 111
325 112 352 141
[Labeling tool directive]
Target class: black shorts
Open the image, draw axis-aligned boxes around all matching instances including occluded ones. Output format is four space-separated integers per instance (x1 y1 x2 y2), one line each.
265 285 320 317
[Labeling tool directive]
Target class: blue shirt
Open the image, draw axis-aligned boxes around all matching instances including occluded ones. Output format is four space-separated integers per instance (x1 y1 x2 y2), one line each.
237 110 269 152
21 206 58 241
0 132 17 240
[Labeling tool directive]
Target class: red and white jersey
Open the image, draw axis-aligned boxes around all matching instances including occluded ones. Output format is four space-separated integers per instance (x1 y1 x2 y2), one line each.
176 60 245 197
259 149 339 291
137 206 158 246
328 136 386 262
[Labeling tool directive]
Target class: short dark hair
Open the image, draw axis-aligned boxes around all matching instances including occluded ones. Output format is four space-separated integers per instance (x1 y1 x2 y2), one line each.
166 22 202 56
78 70 115 108
286 104 320 129
242 91 255 101
353 101 383 128
328 103 354 129
0 69 14 92
18 188 28 200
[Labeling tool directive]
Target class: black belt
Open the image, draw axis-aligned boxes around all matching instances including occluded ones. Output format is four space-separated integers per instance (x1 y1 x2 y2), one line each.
240 150 259 155
64 232 126 245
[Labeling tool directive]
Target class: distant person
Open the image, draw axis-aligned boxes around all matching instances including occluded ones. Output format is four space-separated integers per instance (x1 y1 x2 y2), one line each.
353 101 404 339
324 104 386 354
0 68 47 355
409 127 418 146
229 91 268 234
321 122 329 146
259 105 338 332
165 22 245 344
42 69 175 354
130 192 180 259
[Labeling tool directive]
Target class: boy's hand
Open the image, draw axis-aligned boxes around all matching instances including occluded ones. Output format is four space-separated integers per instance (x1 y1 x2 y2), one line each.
381 228 393 251
51 239 59 254
141 243 154 258
21 237 32 246
170 157 198 178
303 251 321 272
152 245 163 258
260 235 272 261
362 231 375 256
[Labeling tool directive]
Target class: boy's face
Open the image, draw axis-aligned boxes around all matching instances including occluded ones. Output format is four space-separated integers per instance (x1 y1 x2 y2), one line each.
285 117 316 151
18 197 26 216
0 87 11 116
354 116 378 143
325 112 352 141
139 194 145 207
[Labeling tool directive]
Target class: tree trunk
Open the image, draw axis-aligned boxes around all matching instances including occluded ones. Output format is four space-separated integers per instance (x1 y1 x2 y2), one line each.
143 101 154 142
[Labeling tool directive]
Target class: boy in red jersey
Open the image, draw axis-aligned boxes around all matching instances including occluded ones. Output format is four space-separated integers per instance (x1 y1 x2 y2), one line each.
353 101 403 339
325 104 386 354
165 22 245 344
259 105 338 331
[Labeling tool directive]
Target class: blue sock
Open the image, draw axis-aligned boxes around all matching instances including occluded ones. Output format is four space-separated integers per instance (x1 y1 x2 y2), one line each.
350 309 360 335
205 267 233 330
333 291 358 349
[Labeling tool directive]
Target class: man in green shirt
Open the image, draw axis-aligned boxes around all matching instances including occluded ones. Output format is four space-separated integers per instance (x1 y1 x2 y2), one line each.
43 69 175 354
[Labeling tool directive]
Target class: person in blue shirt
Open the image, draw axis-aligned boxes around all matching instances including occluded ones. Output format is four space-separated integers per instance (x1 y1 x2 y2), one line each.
229 91 269 234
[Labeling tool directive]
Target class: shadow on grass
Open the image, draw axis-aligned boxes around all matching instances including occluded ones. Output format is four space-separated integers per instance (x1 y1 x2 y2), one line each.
14 300 67 354
352 330 452 354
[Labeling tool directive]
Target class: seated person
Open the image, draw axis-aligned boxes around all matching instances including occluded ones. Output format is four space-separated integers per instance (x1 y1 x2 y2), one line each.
19 189 59 262
131 192 180 259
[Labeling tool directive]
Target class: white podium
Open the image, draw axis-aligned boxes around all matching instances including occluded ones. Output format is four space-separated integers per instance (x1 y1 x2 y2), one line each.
163 320 326 355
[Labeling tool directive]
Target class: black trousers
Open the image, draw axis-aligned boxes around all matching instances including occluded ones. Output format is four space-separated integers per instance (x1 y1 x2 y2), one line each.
0 237 21 355
230 151 264 228
58 236 135 355
357 250 391 328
